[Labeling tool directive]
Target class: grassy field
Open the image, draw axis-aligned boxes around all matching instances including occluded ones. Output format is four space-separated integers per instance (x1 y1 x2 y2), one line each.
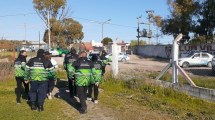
0 72 215 120
100 76 215 120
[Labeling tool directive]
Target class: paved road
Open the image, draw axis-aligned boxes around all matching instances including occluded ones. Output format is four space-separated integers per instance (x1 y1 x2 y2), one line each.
51 55 215 77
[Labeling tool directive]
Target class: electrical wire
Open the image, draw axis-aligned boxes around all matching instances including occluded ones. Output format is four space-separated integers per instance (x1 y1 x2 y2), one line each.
0 12 36 18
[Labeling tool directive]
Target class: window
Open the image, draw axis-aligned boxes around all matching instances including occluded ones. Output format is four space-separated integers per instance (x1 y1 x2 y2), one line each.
193 54 200 58
202 54 209 58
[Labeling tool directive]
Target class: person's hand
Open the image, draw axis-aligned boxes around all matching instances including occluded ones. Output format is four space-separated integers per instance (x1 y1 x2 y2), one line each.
95 82 99 86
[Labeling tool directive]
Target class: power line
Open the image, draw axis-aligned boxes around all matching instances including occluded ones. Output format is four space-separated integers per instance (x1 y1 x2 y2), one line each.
0 12 36 18
72 16 136 29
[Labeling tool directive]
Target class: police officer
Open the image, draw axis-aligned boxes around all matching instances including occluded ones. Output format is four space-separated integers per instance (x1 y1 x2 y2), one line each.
14 50 29 104
63 48 79 98
87 54 103 104
99 50 109 76
25 49 53 111
44 51 58 100
72 51 94 114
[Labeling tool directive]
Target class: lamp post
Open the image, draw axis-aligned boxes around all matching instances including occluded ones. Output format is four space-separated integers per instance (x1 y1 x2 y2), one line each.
101 19 111 40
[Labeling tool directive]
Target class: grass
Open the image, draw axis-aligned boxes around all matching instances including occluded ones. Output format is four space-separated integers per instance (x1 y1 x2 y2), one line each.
0 78 79 120
100 76 215 120
0 70 214 120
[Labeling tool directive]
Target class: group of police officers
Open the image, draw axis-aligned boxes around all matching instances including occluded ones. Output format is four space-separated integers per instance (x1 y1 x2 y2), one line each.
14 48 108 114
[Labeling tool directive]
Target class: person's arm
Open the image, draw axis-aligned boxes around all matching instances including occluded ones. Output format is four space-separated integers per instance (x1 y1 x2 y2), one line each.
63 55 67 70
24 59 32 82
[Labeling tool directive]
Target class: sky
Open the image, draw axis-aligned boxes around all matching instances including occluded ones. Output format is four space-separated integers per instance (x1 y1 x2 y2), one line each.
0 0 174 44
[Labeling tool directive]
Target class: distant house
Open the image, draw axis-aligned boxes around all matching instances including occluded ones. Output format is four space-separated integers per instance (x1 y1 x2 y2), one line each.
107 39 129 53
19 41 47 52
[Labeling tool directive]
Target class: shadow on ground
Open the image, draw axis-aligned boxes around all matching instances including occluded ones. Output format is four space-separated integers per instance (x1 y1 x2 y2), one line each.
184 67 215 77
54 79 81 112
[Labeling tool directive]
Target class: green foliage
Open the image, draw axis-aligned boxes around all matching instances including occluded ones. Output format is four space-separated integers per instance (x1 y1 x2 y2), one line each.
193 0 215 43
101 37 113 46
130 40 146 46
33 0 84 48
100 78 215 119
162 0 199 42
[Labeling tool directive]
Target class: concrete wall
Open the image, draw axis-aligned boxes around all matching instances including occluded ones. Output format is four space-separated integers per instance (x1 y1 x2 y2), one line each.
137 43 215 58
151 80 215 101
137 45 172 58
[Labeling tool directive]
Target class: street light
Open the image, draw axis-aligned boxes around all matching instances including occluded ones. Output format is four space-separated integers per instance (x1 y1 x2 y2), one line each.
101 19 111 40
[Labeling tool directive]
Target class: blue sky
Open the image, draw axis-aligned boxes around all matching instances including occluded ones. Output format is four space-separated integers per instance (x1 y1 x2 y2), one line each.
0 0 173 44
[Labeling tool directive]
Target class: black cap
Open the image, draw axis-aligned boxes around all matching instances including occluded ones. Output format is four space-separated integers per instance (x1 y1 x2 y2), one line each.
37 49 44 54
44 51 51 55
70 48 76 54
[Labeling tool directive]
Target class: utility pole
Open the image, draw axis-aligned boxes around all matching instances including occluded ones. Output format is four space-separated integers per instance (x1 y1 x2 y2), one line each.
39 31 40 49
47 11 51 50
101 19 111 40
136 16 142 46
146 10 154 45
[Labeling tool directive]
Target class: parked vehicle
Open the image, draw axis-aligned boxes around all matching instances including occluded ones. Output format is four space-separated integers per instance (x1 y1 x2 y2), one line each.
105 53 130 62
49 48 69 57
211 57 215 72
87 52 100 60
180 50 207 58
178 52 213 68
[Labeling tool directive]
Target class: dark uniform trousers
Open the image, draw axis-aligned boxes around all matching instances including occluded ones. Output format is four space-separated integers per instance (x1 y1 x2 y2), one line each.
88 84 99 100
29 81 48 106
15 77 29 102
77 86 88 110
68 77 77 97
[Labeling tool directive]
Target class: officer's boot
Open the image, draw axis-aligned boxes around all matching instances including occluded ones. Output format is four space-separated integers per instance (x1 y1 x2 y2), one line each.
38 105 44 112
31 102 37 110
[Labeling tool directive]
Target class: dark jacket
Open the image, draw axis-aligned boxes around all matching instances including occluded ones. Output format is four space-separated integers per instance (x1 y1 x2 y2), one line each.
14 55 27 77
63 53 79 71
26 54 53 81
73 57 94 86
91 60 103 84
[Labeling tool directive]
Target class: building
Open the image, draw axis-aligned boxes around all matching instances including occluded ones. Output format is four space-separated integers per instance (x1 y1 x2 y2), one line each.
107 39 130 53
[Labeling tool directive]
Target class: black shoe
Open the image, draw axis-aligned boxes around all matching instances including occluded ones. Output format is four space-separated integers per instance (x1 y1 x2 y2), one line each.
31 103 37 110
38 105 44 112
80 109 87 114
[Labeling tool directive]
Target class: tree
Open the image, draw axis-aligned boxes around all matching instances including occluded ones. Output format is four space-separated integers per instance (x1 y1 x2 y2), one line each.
130 40 146 47
33 0 68 25
33 0 84 48
43 18 84 48
62 18 84 44
101 37 113 46
193 0 215 43
161 0 199 44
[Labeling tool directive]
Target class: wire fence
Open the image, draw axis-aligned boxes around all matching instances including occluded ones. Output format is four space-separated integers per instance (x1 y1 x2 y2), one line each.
0 62 14 82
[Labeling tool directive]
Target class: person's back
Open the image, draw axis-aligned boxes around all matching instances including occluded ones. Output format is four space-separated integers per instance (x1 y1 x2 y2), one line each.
73 57 93 86
64 48 79 71
26 56 51 81
64 48 79 97
92 58 103 84
73 51 93 114
26 49 53 112
99 50 109 76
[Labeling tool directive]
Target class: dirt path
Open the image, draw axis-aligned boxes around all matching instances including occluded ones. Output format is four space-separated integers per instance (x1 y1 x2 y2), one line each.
51 84 117 120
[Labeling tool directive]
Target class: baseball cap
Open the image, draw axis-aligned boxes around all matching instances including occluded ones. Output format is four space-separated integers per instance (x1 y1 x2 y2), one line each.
44 51 52 55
